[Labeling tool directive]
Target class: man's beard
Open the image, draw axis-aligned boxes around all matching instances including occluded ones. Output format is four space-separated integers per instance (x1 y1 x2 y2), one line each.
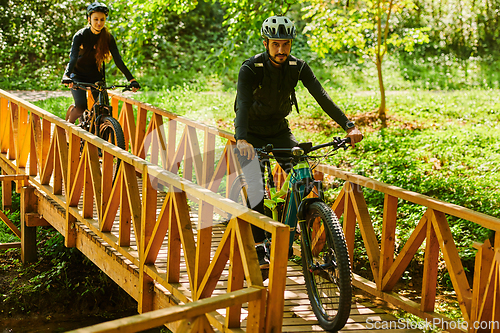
266 47 288 65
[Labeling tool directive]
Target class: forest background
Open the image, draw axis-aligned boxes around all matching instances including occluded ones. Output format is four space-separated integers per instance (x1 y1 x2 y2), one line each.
1 0 500 328
2 0 500 91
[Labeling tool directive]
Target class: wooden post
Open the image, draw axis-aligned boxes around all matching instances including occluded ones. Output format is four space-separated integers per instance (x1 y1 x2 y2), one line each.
138 269 155 313
420 218 439 312
139 171 156 314
65 212 77 248
343 183 356 266
1 170 12 211
379 194 398 289
265 224 289 333
20 186 37 263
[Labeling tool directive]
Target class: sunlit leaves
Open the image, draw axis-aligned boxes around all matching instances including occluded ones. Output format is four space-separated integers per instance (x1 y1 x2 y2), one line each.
302 0 429 63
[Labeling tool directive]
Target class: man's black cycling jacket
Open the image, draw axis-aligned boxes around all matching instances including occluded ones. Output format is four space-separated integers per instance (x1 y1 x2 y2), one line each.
234 52 350 141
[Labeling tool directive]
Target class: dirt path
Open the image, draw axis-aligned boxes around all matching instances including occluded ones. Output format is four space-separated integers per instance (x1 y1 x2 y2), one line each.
5 89 415 103
6 90 72 102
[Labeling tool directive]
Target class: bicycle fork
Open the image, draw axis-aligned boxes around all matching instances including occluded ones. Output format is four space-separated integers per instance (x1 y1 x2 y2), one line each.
299 219 338 278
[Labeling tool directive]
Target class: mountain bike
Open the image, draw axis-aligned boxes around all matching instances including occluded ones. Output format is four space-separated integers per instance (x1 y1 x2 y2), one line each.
64 80 130 181
230 137 352 332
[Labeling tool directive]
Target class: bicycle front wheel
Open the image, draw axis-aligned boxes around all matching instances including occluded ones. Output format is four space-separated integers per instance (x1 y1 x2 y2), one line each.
229 174 250 208
98 116 126 182
300 201 352 332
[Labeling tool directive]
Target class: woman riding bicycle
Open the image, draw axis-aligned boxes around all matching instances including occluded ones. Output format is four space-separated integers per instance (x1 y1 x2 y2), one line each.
61 1 140 123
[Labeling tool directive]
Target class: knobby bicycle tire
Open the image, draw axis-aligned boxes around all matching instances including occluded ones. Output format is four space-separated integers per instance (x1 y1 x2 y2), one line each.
98 116 126 182
301 201 352 332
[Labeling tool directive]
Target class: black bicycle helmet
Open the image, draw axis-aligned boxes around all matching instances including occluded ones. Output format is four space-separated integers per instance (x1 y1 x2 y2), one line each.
87 2 109 17
261 15 296 40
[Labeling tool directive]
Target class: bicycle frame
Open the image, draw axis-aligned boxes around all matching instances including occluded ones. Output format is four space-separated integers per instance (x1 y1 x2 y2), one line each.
251 138 352 332
72 81 129 133
263 155 324 251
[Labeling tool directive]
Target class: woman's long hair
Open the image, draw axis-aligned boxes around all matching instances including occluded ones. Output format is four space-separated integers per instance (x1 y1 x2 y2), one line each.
95 27 112 72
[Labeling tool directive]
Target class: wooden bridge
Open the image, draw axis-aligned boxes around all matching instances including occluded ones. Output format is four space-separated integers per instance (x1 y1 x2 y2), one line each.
1 88 500 333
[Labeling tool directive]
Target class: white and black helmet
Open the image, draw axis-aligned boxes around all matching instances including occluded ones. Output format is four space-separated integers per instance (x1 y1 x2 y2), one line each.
261 15 296 40
87 2 109 18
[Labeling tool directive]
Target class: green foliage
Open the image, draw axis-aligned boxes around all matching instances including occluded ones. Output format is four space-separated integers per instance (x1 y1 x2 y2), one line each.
302 0 429 61
0 0 88 90
3 0 500 91
108 0 224 89
32 96 73 120
2 228 136 316
0 187 20 243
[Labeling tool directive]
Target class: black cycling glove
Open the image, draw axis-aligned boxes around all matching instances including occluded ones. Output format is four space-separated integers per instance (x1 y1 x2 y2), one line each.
130 81 141 89
61 76 73 85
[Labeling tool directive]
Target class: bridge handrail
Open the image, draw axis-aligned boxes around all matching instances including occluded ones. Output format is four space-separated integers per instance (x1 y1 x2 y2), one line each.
3 88 500 332
317 164 500 231
0 88 289 333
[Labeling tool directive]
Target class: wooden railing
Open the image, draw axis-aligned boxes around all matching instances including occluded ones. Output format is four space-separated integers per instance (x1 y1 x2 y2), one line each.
0 89 290 333
3 87 500 332
101 90 500 332
312 166 500 332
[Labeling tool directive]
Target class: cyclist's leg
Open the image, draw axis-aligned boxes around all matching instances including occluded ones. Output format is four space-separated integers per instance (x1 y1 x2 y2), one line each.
68 88 87 123
68 87 99 124
235 135 270 271
270 128 298 173
235 151 267 242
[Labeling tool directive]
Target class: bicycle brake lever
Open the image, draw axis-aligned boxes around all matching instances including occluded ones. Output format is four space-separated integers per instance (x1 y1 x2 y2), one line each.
122 86 131 92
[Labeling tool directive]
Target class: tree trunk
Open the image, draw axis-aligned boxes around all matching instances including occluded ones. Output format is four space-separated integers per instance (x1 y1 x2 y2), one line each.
376 55 387 128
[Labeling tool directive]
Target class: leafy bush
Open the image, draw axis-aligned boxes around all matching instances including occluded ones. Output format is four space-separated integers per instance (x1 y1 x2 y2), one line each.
0 0 88 90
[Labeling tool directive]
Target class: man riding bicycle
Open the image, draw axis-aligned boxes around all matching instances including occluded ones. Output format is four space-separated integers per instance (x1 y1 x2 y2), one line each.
234 15 363 272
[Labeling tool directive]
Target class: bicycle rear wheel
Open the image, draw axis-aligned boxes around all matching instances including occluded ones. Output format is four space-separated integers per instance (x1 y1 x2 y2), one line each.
300 201 352 332
98 116 126 182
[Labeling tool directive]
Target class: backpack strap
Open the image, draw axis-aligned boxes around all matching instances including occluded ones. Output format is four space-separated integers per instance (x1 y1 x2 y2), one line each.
288 56 306 114
242 53 265 88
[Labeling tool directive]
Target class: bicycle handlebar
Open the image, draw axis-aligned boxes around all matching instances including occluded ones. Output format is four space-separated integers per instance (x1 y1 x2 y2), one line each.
65 80 134 92
256 137 351 157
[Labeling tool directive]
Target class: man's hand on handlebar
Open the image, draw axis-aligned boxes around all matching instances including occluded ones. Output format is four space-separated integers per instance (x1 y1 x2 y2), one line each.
346 126 363 148
237 139 255 160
